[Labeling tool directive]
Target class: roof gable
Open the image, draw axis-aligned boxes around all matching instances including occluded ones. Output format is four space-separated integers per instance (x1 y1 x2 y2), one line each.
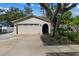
12 16 50 23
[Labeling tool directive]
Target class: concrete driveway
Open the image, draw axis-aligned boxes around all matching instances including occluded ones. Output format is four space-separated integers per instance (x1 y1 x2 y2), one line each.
0 34 79 56
0 34 47 56
0 33 15 40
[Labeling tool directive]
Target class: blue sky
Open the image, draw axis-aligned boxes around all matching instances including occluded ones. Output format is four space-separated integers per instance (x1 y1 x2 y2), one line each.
0 3 43 16
71 4 79 17
0 3 79 16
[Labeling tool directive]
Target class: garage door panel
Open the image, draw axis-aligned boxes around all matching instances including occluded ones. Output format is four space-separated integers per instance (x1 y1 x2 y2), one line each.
18 25 40 34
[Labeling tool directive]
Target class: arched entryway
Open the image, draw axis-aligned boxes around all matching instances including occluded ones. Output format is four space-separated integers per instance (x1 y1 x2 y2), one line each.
42 24 49 34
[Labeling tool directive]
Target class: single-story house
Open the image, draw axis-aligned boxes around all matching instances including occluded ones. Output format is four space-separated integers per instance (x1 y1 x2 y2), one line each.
12 16 51 35
0 24 2 32
0 21 14 33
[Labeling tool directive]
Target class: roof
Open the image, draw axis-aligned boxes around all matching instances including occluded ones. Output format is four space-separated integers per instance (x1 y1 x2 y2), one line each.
12 15 50 23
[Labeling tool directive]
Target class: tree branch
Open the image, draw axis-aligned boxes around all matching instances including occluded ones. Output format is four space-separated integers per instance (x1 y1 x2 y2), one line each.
64 3 77 12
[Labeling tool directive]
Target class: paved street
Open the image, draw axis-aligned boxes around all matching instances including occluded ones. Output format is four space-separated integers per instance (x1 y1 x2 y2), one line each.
0 34 79 56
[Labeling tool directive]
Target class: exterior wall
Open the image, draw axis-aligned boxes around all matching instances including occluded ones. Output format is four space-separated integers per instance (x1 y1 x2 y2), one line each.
12 26 17 35
13 17 51 35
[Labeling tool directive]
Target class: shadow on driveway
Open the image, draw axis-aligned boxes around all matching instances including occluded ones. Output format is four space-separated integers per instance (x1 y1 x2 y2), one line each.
46 52 79 56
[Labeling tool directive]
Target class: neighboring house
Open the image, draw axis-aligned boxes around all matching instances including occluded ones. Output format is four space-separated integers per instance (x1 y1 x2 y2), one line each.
0 21 14 33
0 24 2 32
12 16 51 35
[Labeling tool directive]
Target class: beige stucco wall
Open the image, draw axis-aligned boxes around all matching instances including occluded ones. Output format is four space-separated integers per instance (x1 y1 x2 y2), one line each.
13 17 51 35
12 26 17 34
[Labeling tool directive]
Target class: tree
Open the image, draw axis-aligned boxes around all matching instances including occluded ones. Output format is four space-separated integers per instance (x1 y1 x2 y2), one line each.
61 11 72 25
6 7 25 21
39 3 77 38
40 7 46 16
0 7 25 22
0 5 33 22
23 6 33 16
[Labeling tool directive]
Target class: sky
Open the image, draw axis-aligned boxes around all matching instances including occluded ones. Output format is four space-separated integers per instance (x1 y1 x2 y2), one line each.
0 3 79 16
0 3 43 16
71 4 79 17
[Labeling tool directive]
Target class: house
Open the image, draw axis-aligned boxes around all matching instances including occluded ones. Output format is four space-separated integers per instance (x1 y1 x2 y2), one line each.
12 16 51 35
0 21 14 33
0 24 2 32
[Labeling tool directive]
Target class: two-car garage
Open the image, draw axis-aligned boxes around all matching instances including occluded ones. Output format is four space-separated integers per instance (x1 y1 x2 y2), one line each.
12 16 51 35
16 24 41 35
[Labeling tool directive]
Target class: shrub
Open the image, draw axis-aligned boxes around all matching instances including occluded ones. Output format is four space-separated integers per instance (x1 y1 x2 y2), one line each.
57 27 78 42
65 32 78 41
57 28 68 36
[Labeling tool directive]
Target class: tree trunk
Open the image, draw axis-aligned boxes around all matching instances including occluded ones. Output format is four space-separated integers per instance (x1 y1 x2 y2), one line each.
50 4 61 37
52 18 57 37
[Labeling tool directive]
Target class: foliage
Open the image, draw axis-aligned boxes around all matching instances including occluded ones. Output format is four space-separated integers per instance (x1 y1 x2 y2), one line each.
57 27 67 36
0 6 33 22
24 6 33 16
57 27 78 42
66 32 78 41
62 11 72 24
71 16 79 25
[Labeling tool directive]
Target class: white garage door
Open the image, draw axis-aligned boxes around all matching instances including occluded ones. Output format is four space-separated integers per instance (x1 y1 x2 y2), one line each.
17 24 41 34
